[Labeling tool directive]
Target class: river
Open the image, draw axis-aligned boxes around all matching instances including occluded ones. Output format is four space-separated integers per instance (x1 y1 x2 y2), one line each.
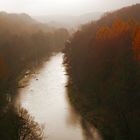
18 53 102 140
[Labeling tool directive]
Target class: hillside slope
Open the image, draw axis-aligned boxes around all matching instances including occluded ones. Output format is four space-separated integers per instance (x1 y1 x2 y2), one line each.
64 4 140 140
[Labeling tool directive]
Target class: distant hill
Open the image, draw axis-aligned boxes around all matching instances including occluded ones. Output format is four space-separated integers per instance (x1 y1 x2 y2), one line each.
0 12 35 24
97 3 140 26
35 12 103 29
0 12 55 34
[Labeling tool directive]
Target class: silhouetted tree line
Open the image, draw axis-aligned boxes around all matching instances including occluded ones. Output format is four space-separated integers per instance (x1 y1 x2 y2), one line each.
64 4 140 140
0 12 69 139
0 12 69 93
0 106 44 140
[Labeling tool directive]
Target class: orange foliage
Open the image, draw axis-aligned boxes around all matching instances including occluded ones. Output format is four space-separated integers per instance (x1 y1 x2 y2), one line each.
133 27 140 60
96 18 136 41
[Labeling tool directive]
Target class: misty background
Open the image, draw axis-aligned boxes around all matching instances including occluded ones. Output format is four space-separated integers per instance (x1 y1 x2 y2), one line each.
0 0 139 28
0 1 140 140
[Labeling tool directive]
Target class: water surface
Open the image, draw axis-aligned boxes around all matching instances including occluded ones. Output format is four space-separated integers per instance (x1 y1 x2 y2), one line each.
18 53 102 140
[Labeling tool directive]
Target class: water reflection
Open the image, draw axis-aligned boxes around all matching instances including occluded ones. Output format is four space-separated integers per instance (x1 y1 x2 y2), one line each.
18 53 84 140
66 77 135 140
66 84 103 140
81 119 102 140
11 52 140 140
18 53 103 140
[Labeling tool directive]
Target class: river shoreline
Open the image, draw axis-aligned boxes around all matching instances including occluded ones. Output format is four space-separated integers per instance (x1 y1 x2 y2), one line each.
18 53 85 140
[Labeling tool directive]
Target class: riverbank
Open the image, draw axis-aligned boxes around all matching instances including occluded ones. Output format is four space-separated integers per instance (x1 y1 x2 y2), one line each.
18 53 86 140
63 4 140 140
0 52 54 140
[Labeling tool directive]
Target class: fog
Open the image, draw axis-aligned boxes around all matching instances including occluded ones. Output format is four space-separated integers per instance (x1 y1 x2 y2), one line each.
0 0 139 16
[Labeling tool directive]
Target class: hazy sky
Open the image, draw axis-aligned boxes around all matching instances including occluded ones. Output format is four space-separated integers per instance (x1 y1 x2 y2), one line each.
0 0 139 16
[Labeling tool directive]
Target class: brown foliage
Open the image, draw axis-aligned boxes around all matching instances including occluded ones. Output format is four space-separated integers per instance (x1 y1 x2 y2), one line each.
64 4 140 140
133 27 140 60
0 55 8 78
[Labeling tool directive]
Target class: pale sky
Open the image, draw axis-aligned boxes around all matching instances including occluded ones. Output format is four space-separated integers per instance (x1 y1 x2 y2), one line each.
0 0 139 16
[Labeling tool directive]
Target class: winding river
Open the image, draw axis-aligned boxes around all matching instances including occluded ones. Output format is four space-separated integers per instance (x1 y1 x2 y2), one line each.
18 53 102 140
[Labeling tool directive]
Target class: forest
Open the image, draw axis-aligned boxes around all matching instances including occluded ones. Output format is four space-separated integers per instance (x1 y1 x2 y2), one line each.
64 4 140 140
0 12 69 140
0 12 69 90
0 3 140 140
